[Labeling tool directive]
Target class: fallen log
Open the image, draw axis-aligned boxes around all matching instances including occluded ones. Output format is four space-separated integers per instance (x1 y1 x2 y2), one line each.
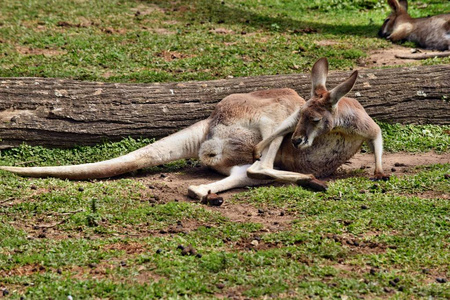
0 64 449 148
395 51 450 60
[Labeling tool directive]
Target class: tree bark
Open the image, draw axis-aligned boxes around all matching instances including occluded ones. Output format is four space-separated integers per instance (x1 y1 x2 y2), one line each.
0 64 449 148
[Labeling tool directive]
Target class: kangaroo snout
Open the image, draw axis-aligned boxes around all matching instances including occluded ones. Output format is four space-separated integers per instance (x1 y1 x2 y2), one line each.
292 136 307 148
378 29 387 38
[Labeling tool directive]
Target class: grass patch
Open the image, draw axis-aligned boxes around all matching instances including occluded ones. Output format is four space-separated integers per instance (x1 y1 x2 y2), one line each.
1 164 448 299
1 0 449 298
1 123 449 298
380 123 450 153
0 0 449 82
0 137 152 167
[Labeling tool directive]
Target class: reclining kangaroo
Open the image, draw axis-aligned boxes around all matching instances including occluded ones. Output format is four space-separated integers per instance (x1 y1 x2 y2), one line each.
0 58 387 199
378 0 450 51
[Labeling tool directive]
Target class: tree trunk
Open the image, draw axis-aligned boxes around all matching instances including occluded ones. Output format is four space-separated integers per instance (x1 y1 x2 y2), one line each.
0 64 448 148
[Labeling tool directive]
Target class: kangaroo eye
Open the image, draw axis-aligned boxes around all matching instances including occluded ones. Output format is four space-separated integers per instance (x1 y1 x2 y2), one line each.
312 118 322 123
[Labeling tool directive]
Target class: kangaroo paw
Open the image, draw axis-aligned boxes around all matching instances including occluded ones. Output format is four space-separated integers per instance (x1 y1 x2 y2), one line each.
252 148 262 161
307 178 328 192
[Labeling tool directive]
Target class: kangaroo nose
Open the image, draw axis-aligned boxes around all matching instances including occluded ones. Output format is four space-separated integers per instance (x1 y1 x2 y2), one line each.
292 137 304 148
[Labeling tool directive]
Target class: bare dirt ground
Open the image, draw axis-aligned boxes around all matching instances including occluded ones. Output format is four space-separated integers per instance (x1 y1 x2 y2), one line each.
136 152 450 204
360 44 449 68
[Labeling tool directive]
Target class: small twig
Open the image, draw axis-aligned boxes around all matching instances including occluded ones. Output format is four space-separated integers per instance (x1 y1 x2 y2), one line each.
33 209 84 229
59 209 84 215
14 160 38 166
33 219 68 229
46 209 84 216
0 197 14 205
0 195 37 206
395 51 450 60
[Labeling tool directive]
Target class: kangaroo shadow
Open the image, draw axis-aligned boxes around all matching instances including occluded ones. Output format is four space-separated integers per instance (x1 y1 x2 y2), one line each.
142 0 380 38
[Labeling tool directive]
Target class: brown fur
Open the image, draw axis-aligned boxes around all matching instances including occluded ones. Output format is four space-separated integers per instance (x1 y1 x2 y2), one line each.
209 89 303 127
379 0 450 51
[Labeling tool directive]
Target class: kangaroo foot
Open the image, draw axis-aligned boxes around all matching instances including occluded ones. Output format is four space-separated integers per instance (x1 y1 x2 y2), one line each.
247 169 274 180
187 185 210 200
247 162 273 180
298 178 328 192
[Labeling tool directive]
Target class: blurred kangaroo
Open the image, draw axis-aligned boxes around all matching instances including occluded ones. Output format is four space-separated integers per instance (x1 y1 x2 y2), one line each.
0 58 387 200
378 0 450 51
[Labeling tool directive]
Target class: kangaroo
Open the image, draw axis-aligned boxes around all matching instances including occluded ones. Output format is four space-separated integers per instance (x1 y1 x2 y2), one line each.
0 86 313 199
250 57 388 182
378 0 450 51
0 58 386 200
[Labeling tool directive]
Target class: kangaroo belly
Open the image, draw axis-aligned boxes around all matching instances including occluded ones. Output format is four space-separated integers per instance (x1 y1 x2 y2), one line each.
276 132 363 177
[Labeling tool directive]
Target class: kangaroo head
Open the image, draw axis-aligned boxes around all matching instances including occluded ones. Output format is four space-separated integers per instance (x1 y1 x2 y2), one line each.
291 58 358 149
378 0 410 39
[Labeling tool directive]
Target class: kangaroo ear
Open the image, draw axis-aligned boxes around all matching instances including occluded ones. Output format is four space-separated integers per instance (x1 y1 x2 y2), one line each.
328 71 358 107
311 57 328 97
388 0 407 13
399 0 408 11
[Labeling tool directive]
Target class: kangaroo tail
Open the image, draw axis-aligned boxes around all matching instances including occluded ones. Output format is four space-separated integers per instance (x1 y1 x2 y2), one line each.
0 119 210 180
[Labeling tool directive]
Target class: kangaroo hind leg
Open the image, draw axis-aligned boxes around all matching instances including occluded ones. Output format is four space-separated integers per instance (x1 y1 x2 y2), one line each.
188 164 271 200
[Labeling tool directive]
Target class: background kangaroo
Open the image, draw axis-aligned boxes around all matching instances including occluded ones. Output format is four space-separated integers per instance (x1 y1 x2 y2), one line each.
0 58 386 200
378 0 450 51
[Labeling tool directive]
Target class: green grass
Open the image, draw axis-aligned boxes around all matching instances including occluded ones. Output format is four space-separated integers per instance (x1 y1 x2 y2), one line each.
380 123 450 153
1 162 448 299
1 123 449 299
1 0 450 298
0 0 449 83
